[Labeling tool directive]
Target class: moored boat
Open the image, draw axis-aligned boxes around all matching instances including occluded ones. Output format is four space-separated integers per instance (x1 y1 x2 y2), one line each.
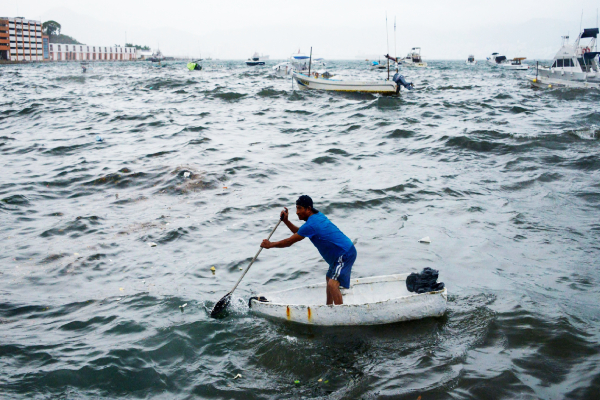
249 273 448 326
527 28 600 89
246 52 269 66
501 57 528 70
466 55 477 65
292 71 412 94
486 52 507 66
401 47 427 67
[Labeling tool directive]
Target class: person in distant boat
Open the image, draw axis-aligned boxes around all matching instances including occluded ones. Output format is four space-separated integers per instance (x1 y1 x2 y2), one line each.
260 195 357 305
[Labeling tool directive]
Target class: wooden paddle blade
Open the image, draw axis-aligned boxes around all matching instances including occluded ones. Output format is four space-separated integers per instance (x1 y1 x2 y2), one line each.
210 293 232 318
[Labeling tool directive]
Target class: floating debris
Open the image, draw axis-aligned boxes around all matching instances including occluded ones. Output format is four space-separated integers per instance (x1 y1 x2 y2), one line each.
95 135 103 142
318 378 323 382
74 253 80 256
119 288 124 291
210 266 216 272
294 380 300 384
234 374 242 380
418 236 431 244
183 171 191 178
148 242 157 247
179 303 187 311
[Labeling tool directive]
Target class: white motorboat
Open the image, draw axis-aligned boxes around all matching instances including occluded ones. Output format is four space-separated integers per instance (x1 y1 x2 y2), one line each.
401 47 427 67
501 57 528 70
249 274 448 326
292 71 413 94
528 28 600 89
272 51 326 77
466 55 477 65
486 52 507 66
246 52 269 66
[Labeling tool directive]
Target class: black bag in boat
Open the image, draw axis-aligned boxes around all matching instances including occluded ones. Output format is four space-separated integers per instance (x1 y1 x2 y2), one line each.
406 267 445 294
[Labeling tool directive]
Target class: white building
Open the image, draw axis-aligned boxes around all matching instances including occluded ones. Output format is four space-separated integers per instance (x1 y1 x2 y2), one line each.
48 43 136 61
1 17 48 62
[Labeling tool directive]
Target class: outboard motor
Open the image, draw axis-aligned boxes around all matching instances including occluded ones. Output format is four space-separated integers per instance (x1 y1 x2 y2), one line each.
393 72 413 93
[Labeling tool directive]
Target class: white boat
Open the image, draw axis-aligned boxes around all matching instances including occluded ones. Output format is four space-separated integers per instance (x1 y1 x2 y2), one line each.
272 51 326 77
501 57 528 70
292 72 412 94
401 47 427 67
246 52 269 66
466 55 477 65
249 274 448 326
528 28 600 89
486 52 507 66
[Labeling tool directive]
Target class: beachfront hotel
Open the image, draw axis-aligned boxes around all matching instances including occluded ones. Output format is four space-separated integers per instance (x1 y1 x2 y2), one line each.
0 17 49 62
48 44 136 62
0 16 136 62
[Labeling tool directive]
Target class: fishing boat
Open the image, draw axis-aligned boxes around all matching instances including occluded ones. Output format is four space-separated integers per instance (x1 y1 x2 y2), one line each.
249 274 447 326
401 47 427 67
466 55 477 65
292 71 412 94
486 52 507 66
246 52 269 66
528 28 600 89
501 57 528 70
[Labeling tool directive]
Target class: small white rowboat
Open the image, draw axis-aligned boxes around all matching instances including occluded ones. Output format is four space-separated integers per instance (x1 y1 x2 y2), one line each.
292 72 398 94
249 274 447 326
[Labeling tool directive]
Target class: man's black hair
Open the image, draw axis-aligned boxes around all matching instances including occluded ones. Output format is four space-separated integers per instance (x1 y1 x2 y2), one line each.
296 195 318 213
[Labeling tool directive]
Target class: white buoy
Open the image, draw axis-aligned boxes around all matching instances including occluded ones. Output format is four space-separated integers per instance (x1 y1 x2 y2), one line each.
418 236 431 244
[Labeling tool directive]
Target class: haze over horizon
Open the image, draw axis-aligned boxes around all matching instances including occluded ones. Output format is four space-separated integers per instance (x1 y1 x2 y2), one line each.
5 0 600 59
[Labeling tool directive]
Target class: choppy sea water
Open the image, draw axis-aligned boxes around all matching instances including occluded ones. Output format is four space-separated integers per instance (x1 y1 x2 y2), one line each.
1 60 599 399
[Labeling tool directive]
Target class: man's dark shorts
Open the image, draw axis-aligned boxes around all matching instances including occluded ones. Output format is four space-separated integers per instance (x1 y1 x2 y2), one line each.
326 245 357 289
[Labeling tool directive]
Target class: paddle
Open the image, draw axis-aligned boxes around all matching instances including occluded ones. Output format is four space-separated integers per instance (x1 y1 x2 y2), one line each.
210 219 282 318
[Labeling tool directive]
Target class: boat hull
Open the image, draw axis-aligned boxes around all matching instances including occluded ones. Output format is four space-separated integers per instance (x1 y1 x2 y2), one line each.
292 73 397 94
246 61 265 66
250 274 448 326
527 75 600 89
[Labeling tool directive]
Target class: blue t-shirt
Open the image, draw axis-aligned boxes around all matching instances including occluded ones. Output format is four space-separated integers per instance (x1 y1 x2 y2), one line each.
297 212 353 266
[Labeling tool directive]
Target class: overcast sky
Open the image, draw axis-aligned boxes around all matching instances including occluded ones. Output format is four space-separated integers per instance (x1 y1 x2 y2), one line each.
5 0 600 59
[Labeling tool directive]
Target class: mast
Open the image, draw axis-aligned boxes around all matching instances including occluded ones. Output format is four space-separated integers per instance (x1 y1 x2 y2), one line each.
386 13 390 79
308 47 312 77
394 16 397 64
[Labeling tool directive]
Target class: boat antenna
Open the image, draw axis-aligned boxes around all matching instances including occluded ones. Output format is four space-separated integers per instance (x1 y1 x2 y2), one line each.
394 16 397 64
386 12 390 56
386 12 390 80
308 46 312 77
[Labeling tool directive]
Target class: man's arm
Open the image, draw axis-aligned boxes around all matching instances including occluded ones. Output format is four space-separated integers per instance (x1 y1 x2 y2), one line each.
280 207 299 234
261 233 304 249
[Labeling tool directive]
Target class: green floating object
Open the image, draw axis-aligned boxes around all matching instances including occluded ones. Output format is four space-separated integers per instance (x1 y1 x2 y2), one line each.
294 380 300 384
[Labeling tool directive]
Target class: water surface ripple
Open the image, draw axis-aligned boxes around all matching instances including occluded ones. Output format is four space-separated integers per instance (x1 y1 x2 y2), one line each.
1 60 599 399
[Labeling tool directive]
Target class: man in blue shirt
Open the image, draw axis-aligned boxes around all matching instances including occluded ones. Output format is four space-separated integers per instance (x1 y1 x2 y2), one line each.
260 195 357 305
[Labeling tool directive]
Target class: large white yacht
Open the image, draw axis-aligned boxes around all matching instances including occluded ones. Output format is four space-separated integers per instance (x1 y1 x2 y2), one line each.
486 53 507 66
528 28 600 89
401 47 427 67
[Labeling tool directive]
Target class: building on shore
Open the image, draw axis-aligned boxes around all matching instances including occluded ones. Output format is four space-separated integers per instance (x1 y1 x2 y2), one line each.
48 43 136 61
0 17 49 62
1 17 136 62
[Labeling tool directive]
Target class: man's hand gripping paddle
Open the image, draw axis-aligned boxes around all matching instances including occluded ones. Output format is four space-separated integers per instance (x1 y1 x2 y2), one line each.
210 218 282 318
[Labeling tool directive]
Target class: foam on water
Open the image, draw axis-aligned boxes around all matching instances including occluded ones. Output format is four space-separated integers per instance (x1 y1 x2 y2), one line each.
0 60 599 399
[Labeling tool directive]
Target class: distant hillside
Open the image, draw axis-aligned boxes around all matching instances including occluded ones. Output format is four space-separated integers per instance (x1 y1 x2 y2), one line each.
49 34 82 45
